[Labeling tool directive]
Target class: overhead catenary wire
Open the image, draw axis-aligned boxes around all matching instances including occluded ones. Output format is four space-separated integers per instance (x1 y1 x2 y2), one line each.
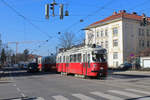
61 0 114 32
1 0 52 39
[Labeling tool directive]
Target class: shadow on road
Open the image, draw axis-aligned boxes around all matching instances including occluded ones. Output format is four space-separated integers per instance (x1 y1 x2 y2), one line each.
0 67 59 78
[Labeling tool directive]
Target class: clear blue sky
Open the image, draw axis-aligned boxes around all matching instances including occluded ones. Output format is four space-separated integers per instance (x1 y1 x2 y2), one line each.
0 0 150 56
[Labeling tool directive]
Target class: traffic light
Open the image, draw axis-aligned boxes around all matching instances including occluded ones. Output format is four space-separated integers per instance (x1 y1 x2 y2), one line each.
65 10 69 16
45 4 49 19
50 3 55 16
59 4 64 20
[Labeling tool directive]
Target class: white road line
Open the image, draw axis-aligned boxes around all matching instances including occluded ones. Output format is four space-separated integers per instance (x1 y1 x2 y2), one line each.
12 99 21 100
17 88 21 92
35 97 45 100
90 91 123 100
52 95 69 100
21 93 26 98
108 90 142 98
72 93 96 100
125 89 150 95
13 84 16 86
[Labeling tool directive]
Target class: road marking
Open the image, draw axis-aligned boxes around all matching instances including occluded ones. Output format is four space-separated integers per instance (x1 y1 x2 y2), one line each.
12 99 21 100
52 95 69 100
108 90 142 98
125 89 150 95
21 93 26 98
35 97 45 100
90 91 123 100
72 93 96 100
13 84 16 86
17 88 21 92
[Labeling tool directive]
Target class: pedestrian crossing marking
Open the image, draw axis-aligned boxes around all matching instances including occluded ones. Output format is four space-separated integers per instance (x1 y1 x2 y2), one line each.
52 95 69 100
72 93 96 100
108 90 142 98
90 91 123 100
125 89 150 95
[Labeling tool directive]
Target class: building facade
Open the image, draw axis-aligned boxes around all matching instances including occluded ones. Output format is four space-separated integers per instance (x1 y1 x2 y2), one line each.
84 10 150 68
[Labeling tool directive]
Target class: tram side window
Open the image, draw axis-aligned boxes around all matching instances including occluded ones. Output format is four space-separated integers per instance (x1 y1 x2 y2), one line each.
77 54 81 62
63 56 65 63
74 54 76 62
88 54 90 62
70 55 73 62
83 54 85 62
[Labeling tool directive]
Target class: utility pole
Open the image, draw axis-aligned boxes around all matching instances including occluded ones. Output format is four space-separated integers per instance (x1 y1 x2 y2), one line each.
7 40 48 64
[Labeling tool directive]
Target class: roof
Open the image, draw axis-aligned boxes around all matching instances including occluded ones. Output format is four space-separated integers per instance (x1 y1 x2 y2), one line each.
89 10 150 27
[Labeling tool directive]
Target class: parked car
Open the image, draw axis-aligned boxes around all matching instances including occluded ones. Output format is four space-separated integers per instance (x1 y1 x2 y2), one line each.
27 63 39 73
119 63 132 70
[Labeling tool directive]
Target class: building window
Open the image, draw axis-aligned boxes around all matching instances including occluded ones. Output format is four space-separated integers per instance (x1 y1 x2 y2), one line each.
101 30 104 37
142 40 144 47
142 29 144 36
101 42 104 47
112 27 118 36
139 28 142 36
113 52 118 59
113 39 118 47
105 29 108 36
139 40 142 47
147 29 149 36
96 30 99 37
147 41 150 47
105 41 108 48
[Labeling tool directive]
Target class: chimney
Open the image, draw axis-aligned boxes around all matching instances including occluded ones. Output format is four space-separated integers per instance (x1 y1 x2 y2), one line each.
132 12 137 15
142 13 146 17
122 10 126 13
118 10 126 13
113 11 117 15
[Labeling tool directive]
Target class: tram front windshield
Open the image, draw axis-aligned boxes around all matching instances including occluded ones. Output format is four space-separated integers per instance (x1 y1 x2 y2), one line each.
92 52 106 62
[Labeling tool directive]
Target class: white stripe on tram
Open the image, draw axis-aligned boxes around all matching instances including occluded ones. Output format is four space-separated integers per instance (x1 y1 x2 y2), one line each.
108 90 142 98
72 93 96 100
52 95 69 100
125 89 150 95
90 91 124 100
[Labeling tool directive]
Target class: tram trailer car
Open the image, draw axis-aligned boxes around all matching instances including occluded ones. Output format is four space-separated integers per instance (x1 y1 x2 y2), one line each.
36 56 56 72
42 56 56 72
56 45 108 79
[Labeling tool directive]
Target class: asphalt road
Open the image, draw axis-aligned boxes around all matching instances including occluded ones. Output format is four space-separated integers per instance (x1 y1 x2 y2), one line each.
0 67 150 100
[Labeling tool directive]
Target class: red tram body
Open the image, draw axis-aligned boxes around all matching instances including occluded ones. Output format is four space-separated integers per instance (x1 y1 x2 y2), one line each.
56 45 108 78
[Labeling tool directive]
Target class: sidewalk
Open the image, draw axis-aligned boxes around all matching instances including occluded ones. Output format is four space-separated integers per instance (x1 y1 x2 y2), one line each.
112 70 150 77
0 68 12 82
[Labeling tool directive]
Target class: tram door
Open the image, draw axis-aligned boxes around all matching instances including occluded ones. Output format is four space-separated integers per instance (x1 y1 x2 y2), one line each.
83 53 90 76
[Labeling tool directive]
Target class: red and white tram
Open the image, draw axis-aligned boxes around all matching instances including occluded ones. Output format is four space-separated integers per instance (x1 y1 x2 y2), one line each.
56 45 108 79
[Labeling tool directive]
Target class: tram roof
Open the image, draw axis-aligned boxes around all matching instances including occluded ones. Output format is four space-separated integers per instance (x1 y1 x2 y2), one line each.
58 44 106 55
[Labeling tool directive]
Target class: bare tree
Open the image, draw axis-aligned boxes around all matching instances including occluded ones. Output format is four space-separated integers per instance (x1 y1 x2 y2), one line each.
59 32 75 48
